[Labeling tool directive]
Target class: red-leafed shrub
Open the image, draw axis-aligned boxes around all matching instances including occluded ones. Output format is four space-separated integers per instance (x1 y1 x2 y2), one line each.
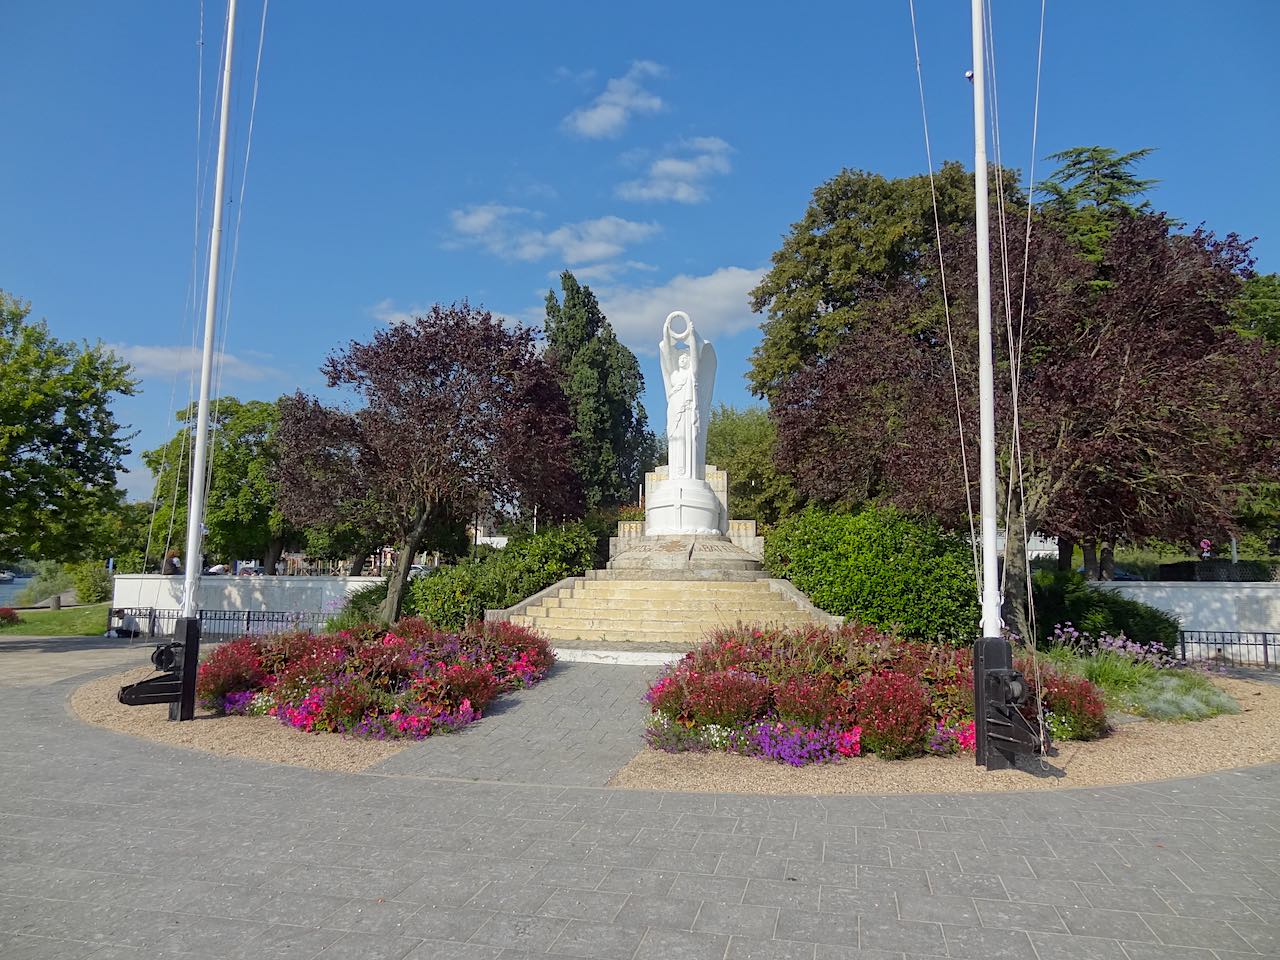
0 607 20 626
475 621 556 688
272 641 349 703
684 670 773 726
434 662 500 713
851 670 933 759
196 637 267 712
774 674 845 726
349 633 417 690
317 675 386 732
1041 670 1108 741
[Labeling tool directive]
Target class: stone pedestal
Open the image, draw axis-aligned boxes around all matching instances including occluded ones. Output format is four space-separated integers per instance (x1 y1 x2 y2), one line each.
607 534 762 573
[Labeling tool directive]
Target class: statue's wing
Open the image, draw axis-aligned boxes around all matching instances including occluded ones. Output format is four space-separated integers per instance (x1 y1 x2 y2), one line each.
696 340 717 413
658 338 673 384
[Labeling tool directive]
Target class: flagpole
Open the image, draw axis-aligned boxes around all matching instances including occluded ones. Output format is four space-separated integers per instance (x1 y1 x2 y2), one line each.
173 0 238 720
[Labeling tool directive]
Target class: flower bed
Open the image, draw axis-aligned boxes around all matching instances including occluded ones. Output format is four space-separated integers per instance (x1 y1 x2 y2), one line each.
644 624 1109 766
195 618 554 740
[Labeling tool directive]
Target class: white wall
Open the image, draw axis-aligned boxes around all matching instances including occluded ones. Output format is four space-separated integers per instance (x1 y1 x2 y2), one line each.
1095 581 1280 633
112 575 383 613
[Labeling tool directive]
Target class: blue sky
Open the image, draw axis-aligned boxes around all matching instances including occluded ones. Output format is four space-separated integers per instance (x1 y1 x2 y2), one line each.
3 1 1277 502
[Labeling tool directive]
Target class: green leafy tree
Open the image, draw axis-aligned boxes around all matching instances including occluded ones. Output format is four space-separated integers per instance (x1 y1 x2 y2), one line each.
144 397 295 571
0 291 137 564
749 163 991 401
704 404 798 526
1234 272 1280 344
1038 146 1156 264
545 272 658 509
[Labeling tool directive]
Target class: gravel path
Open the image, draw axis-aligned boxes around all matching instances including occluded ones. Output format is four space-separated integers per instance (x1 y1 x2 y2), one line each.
6 642 1280 959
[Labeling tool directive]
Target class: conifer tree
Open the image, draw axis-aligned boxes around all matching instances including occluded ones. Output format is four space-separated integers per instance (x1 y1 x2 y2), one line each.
544 272 657 509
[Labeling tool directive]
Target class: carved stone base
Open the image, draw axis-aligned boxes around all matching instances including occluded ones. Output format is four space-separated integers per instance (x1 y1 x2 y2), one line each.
644 477 724 536
607 534 762 572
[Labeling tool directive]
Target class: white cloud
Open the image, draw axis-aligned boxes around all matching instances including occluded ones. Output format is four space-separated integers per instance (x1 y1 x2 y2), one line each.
598 266 767 351
111 343 285 382
449 205 659 265
617 137 733 204
368 298 420 326
551 260 657 283
562 61 665 139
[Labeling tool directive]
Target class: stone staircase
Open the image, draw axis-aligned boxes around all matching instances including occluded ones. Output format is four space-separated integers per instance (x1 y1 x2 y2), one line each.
500 571 838 648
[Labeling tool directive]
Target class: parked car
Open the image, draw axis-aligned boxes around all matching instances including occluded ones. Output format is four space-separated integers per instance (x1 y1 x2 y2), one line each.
238 564 265 576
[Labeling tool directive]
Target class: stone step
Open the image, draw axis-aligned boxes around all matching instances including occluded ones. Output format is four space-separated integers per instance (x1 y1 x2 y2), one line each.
522 612 819 632
525 606 814 625
569 584 787 601
538 596 803 614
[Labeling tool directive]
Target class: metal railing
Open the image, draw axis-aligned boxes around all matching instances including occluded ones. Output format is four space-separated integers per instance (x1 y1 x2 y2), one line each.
1179 630 1277 669
109 607 329 642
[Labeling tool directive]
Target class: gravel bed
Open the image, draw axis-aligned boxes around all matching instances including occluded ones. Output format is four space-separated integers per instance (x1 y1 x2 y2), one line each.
609 675 1280 794
70 667 406 773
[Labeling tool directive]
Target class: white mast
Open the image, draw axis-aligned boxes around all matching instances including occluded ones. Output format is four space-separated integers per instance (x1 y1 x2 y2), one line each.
181 0 239 619
970 0 1001 640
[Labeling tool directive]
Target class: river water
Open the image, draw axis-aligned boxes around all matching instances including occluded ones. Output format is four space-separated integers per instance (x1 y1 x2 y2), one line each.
0 578 32 607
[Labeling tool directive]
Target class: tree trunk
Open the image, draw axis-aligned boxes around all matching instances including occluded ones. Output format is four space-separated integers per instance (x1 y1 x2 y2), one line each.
1000 484 1033 646
1100 542 1115 581
1057 537 1074 572
345 551 367 577
381 508 431 623
1082 540 1100 580
263 537 285 576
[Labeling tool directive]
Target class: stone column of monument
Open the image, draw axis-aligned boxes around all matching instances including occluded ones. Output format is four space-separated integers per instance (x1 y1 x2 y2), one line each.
609 311 764 572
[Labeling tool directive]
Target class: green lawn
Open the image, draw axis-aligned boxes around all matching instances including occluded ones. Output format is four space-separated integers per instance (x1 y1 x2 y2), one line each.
0 603 111 637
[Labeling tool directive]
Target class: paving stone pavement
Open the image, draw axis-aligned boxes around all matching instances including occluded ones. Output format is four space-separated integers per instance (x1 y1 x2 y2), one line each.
371 662 658 786
3 646 1280 960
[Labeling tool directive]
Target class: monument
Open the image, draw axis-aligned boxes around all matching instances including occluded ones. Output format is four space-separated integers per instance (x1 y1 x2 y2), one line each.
646 311 723 536
609 311 763 571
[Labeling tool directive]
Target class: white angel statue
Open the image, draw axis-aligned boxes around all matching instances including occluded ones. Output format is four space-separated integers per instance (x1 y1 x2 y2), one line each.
659 311 716 481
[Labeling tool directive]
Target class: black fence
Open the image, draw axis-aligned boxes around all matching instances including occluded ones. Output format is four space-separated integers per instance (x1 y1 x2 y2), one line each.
1179 630 1278 669
109 607 329 642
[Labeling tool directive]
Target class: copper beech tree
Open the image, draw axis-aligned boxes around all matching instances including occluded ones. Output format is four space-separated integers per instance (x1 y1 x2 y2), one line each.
769 211 1280 633
277 303 583 621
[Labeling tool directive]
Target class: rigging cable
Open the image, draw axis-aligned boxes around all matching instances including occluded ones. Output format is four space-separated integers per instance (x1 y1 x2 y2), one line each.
907 0 981 595
201 0 271 562
983 0 1052 759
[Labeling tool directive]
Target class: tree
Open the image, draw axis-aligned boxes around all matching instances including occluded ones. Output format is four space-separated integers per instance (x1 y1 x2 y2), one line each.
704 404 798 526
1234 272 1280 344
277 303 582 621
0 291 137 564
769 204 1280 634
1039 146 1156 264
544 272 658 509
748 162 999 401
144 397 296 572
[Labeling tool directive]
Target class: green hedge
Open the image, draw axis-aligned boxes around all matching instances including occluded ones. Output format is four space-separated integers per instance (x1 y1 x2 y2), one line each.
1032 569 1180 650
71 561 112 604
764 507 979 644
405 524 598 630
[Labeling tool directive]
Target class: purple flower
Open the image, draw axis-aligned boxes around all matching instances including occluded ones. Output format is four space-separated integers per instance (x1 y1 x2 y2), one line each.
223 690 256 715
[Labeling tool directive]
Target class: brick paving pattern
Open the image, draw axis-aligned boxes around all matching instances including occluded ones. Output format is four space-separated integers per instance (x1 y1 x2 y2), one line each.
2 644 1279 959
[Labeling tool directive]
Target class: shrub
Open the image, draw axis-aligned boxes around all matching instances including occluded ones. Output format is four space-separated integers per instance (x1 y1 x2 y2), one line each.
774 674 845 726
15 561 74 606
0 608 20 626
432 662 501 712
70 561 112 604
765 506 979 644
405 523 597 630
1032 570 1179 651
684 670 773 726
1126 672 1239 721
195 637 267 712
326 580 390 631
851 670 934 759
1039 670 1108 741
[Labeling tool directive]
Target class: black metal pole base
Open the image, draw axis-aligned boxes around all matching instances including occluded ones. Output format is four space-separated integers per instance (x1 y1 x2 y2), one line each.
974 636 1011 768
169 617 201 721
